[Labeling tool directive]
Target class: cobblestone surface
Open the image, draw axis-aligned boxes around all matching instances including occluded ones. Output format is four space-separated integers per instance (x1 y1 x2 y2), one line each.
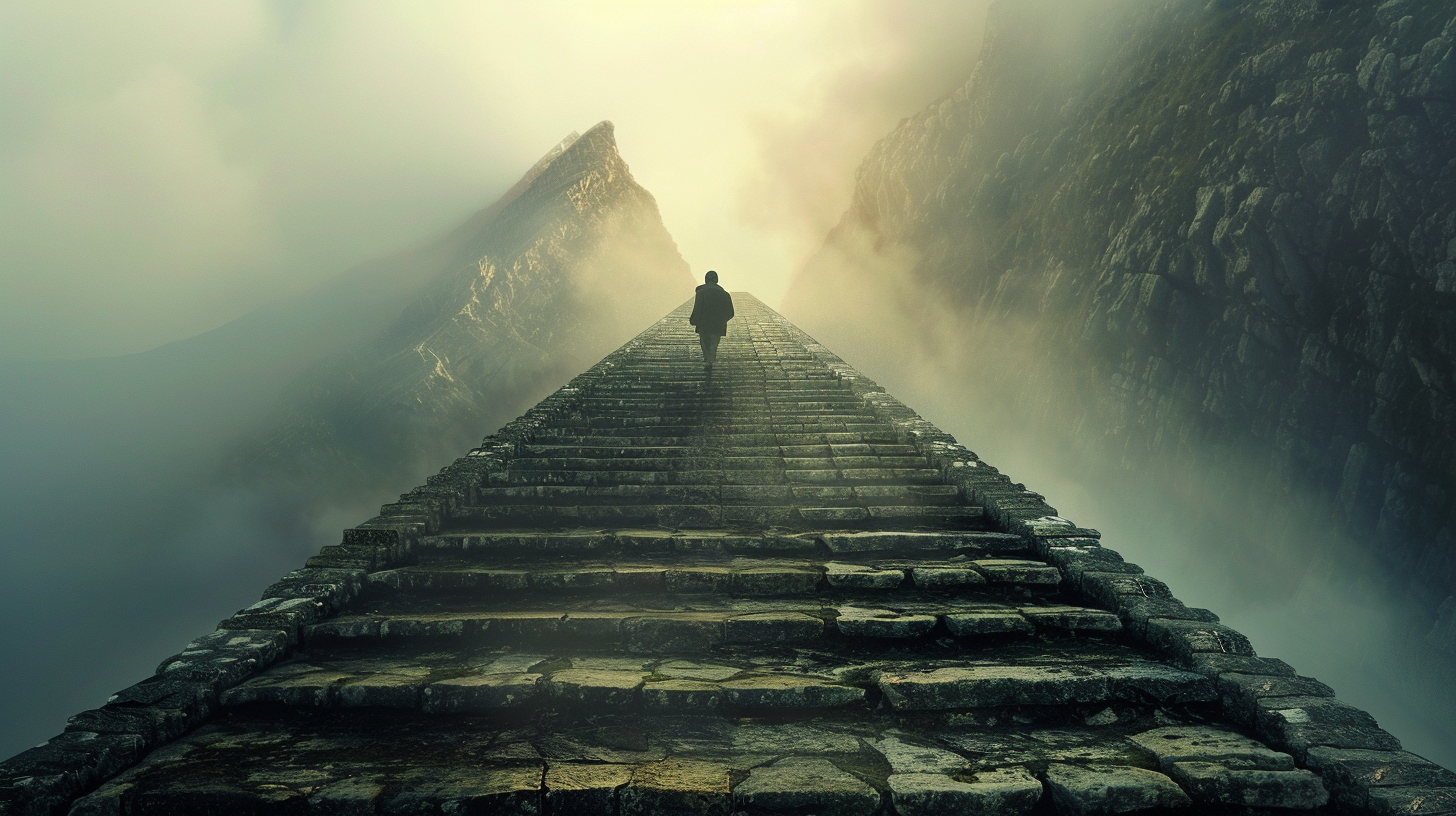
3 295 1442 814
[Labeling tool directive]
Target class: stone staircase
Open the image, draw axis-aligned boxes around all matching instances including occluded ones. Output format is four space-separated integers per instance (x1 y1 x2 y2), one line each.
8 296 1454 815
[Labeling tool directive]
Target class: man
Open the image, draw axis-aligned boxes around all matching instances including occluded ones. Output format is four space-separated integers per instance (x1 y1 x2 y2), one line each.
688 270 734 374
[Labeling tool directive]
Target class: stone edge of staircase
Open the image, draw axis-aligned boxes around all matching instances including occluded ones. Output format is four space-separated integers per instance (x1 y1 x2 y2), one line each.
0 302 1445 816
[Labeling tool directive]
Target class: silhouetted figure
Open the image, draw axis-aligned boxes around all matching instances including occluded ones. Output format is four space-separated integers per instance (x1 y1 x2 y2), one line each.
689 270 734 375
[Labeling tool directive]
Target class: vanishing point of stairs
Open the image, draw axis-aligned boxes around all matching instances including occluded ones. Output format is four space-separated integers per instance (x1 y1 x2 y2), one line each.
6 296 1453 815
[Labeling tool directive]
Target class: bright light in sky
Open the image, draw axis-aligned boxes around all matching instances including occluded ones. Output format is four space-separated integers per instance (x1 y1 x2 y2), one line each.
0 1 987 359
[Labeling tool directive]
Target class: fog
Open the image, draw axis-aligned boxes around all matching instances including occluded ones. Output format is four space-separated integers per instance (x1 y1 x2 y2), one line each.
781 238 1456 768
7 0 1447 779
0 1 988 361
0 2 990 759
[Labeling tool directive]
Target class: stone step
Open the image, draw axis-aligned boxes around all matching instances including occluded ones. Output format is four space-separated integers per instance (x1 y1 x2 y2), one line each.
487 468 946 486
419 529 1030 558
878 662 1215 711
503 455 932 472
301 597 1119 650
222 640 1208 717
543 420 893 433
515 443 922 458
578 397 859 407
74 709 1328 816
570 397 868 409
221 652 869 715
532 431 906 445
470 484 960 507
450 503 985 529
594 378 839 387
68 300 1358 816
369 555 1062 597
557 414 886 426
490 468 793 486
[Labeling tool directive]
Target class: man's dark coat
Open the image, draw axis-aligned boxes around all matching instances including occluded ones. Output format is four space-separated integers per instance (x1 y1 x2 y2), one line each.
689 283 735 337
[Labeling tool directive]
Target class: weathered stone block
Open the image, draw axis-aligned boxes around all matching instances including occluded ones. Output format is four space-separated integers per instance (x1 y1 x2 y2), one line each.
378 616 467 638
1143 618 1255 664
1167 762 1328 809
912 567 987 589
724 612 824 644
612 566 667 592
890 768 1043 816
1364 786 1456 815
1020 605 1122 633
732 567 819 595
1080 573 1173 611
337 672 425 709
128 780 308 815
1119 599 1218 637
1105 664 1216 704
1045 763 1190 814
1304 747 1456 809
385 767 541 815
720 675 864 709
620 760 731 816
220 665 351 708
261 567 367 613
824 561 905 589
944 610 1034 637
1218 672 1334 724
665 566 732 593
1045 546 1141 589
530 567 615 590
623 616 724 653
66 704 188 744
422 673 541 712
1128 726 1294 771
734 757 878 815
106 677 214 725
870 736 969 774
305 616 382 639
308 776 387 814
835 607 938 638
880 665 1108 710
820 531 1014 554
1255 696 1402 760
546 764 632 816
974 559 1061 585
643 680 723 712
655 660 741 682
222 597 326 635
546 669 644 707
1187 653 1295 679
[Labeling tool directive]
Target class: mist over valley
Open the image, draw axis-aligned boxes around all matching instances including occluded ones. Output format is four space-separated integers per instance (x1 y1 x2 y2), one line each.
4 0 1456 805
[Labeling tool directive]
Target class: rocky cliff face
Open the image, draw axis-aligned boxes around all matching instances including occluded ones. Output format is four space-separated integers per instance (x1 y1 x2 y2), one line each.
234 121 691 489
786 0 1456 654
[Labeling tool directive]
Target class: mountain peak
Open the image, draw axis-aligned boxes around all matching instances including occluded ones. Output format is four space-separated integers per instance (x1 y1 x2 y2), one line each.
232 122 689 487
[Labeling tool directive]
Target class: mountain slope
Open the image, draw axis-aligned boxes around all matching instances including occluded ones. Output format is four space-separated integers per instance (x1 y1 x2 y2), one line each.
232 120 692 488
785 0 1456 757
0 121 690 759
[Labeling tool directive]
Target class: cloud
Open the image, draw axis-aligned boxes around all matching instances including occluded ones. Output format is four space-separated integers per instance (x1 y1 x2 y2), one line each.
0 1 989 359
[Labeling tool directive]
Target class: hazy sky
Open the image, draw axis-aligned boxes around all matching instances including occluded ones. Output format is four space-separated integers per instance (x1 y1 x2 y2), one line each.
0 1 988 360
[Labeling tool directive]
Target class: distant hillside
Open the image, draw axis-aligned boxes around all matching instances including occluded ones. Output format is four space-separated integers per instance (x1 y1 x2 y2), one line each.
0 122 690 759
229 120 692 490
785 0 1456 752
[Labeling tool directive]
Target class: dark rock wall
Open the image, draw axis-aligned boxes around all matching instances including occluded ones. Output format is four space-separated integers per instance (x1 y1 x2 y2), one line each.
786 0 1456 650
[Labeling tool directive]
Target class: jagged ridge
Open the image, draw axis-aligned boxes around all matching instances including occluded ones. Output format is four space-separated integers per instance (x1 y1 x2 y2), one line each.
234 121 691 488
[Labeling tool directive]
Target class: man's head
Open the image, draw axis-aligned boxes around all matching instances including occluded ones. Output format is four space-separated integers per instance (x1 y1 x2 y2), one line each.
705 270 718 284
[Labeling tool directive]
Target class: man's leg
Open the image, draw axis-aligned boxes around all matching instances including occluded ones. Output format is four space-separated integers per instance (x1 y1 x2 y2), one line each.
704 334 721 368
